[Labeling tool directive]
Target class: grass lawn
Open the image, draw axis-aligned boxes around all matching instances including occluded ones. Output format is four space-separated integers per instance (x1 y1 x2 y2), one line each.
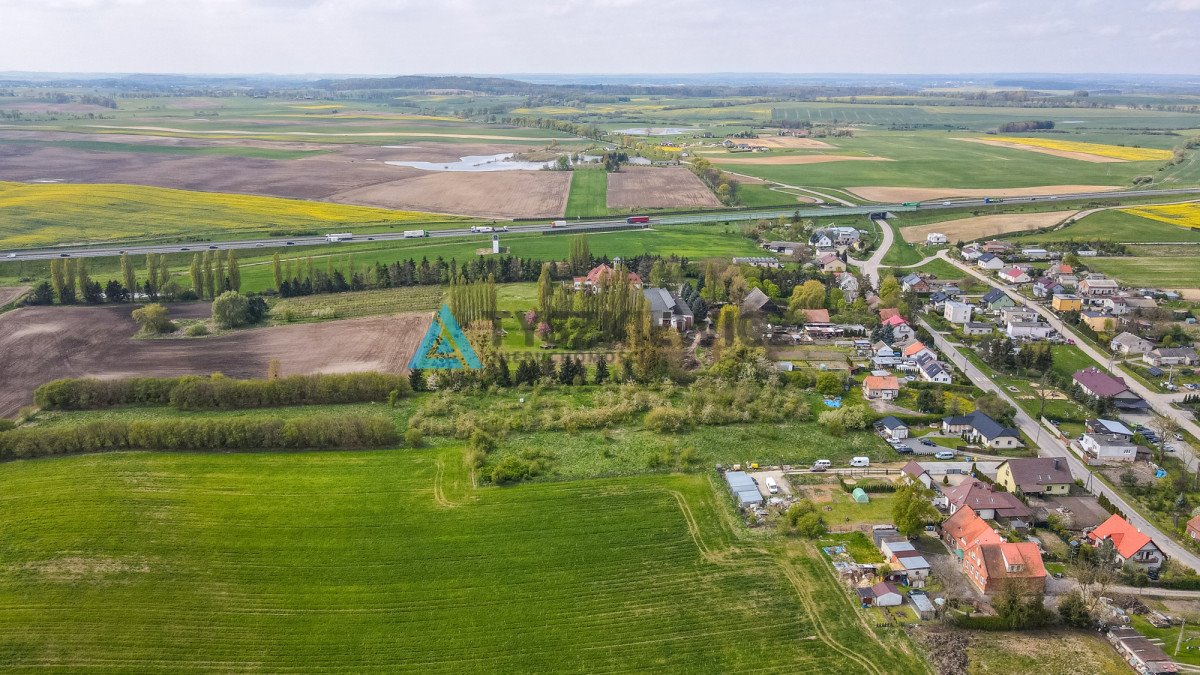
965 628 1131 674
563 168 608 218
906 257 964 281
269 285 445 323
822 490 899 530
1013 208 1200 245
0 448 926 672
1088 256 1200 290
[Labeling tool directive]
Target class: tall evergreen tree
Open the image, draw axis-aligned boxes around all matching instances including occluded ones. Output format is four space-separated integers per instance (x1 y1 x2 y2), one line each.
594 354 609 384
120 252 136 302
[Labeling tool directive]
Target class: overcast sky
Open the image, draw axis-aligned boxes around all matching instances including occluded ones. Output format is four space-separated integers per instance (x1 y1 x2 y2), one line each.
2 0 1198 76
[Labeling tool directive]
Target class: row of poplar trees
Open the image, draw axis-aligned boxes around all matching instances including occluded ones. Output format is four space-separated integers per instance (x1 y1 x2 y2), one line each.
188 250 242 300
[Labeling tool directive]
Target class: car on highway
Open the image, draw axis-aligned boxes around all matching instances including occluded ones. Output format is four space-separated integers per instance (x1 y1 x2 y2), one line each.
367 237 375 240
285 241 295 246
58 253 70 257
4 253 15 258
180 247 190 251
255 243 264 247
208 245 219 250
942 201 952 205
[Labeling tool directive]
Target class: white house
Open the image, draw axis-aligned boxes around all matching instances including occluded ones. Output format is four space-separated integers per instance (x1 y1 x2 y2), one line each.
960 245 983 262
877 416 909 440
1110 332 1154 356
944 301 973 325
999 267 1032 285
1021 248 1051 260
1145 347 1199 367
1079 433 1137 463
963 322 993 336
926 232 949 245
1000 307 1039 325
977 253 1005 271
1006 321 1054 340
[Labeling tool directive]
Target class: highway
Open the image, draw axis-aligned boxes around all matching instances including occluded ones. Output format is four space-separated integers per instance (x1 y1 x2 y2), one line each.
4 187 1198 262
917 315 1200 572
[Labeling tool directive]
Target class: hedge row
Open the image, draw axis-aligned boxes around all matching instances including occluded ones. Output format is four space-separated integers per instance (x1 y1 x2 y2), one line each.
0 415 398 461
34 372 411 411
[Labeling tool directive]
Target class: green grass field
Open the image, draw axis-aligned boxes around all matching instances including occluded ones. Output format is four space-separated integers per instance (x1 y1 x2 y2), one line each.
0 182 471 250
1012 208 1200 244
0 138 329 160
1088 256 1200 289
563 168 608 218
0 448 925 672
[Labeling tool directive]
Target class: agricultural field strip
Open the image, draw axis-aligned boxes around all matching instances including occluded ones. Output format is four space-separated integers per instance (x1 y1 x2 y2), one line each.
959 136 1174 162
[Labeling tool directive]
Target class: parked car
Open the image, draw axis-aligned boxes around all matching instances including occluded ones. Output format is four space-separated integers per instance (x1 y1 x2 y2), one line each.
849 457 870 468
934 451 956 460
765 477 780 495
811 459 831 472
920 439 936 447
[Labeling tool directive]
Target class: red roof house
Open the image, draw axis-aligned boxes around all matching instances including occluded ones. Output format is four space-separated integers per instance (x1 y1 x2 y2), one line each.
962 541 1046 595
804 308 831 323
1087 514 1165 571
940 506 1003 555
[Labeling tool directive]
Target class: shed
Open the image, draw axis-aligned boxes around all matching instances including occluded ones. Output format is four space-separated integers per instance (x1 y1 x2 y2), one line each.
910 593 935 620
724 471 763 508
852 488 870 503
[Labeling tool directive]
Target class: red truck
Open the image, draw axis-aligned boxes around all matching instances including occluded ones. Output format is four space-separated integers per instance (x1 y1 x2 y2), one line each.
626 216 650 224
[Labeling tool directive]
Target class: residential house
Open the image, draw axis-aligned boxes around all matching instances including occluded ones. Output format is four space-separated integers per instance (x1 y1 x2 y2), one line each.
1079 433 1138 463
1081 310 1116 333
1124 296 1159 313
879 307 901 322
1145 347 1199 367
1057 274 1080 290
1021 248 1051 260
732 256 781 269
740 287 780 316
803 308 831 323
942 478 1033 522
855 581 903 607
915 353 952 383
1000 307 1039 325
1188 514 1200 541
996 458 1073 496
1107 627 1178 675
882 314 916 341
960 245 983 262
873 342 896 358
1032 277 1065 298
643 288 694 331
981 240 1012 254
877 416 909 440
944 301 973 324
963 322 994 336
901 461 932 489
1087 514 1165 571
942 411 1024 450
572 264 643 291
1006 321 1054 340
940 506 1003 556
817 253 847 273
901 273 931 294
810 226 860 249
928 291 952 309
1111 332 1154 357
902 341 933 362
1046 262 1075 279
980 289 1015 312
926 232 949 245
1099 296 1129 316
837 273 860 301
880 539 931 581
1051 294 1083 312
1073 367 1148 410
977 253 1005 271
1085 418 1135 439
863 375 900 400
1080 276 1120 297
963 541 1047 596
999 267 1032 285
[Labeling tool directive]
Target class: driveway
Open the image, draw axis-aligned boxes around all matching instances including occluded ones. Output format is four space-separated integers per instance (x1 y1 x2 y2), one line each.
848 217 894 288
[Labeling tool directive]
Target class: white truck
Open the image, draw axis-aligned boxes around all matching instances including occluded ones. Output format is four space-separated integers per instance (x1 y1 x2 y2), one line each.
470 226 495 234
403 230 429 238
551 220 567 228
325 232 354 242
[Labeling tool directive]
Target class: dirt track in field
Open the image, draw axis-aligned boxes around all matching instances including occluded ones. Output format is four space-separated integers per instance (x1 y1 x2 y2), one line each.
711 154 891 165
900 210 1079 243
606 167 721 209
0 304 431 417
747 137 835 149
848 185 1123 202
952 137 1126 163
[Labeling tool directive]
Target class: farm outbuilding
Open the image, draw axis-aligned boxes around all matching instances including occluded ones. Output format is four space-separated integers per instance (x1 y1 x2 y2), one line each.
724 471 763 508
852 488 870 503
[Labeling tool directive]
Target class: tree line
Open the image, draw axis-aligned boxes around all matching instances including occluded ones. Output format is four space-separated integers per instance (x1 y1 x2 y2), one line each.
28 250 241 306
34 372 411 411
0 414 398 461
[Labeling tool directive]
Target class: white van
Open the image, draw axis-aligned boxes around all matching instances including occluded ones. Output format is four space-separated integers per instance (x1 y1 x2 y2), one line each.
935 450 956 460
765 477 780 494
812 459 832 472
849 457 870 468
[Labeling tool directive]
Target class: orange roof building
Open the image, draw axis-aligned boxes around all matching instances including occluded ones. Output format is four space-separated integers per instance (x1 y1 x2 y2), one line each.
902 341 929 358
862 375 900 400
879 308 901 321
963 541 1046 595
803 308 831 323
940 506 1003 555
1087 514 1165 570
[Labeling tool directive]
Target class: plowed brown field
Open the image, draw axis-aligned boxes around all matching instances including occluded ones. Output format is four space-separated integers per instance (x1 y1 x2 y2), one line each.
0 304 430 416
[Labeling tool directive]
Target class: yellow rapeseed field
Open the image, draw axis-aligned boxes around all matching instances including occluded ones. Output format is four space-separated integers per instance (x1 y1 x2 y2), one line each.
992 137 1173 161
1122 203 1200 230
0 182 462 249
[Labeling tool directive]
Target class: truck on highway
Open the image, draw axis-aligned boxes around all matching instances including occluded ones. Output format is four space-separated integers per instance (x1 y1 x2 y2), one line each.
901 202 920 207
325 232 354 242
626 216 651 224
403 230 429 238
983 198 1000 204
470 225 495 233
550 220 567 228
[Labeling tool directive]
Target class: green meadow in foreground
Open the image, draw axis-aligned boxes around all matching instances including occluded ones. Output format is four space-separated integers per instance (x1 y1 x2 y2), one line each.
0 448 924 672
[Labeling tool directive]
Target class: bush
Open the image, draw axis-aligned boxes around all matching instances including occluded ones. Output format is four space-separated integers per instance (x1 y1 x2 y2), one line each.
0 414 397 460
0 419 15 432
644 406 691 433
404 427 424 448
185 324 209 337
211 291 250 329
132 303 175 335
34 372 411 411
